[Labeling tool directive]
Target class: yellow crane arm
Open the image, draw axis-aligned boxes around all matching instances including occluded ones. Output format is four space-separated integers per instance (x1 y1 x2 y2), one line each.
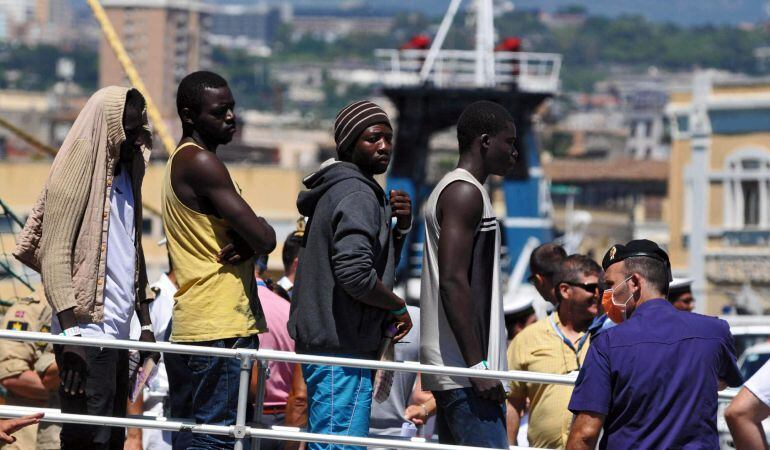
0 116 57 157
0 116 162 217
86 0 176 156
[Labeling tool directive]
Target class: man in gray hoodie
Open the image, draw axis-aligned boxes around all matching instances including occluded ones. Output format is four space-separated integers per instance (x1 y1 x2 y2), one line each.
288 100 412 449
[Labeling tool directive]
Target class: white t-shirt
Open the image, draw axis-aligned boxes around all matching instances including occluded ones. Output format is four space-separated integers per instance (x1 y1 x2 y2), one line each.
53 168 136 339
745 359 770 408
130 272 177 401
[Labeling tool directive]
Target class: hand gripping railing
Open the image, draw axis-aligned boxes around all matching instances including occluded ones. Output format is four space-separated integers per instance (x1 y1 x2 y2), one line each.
0 330 739 450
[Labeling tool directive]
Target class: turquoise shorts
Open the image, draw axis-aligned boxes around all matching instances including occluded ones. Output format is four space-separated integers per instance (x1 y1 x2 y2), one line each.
302 357 373 450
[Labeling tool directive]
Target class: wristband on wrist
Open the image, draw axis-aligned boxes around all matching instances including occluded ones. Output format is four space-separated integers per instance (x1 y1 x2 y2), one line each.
469 360 488 371
395 222 412 236
140 325 153 333
390 305 408 316
60 326 82 337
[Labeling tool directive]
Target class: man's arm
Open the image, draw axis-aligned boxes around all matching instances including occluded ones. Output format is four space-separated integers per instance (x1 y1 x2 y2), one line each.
507 395 526 444
124 396 144 450
133 301 159 366
186 150 276 256
0 372 48 402
390 189 412 266
0 332 52 402
38 139 96 396
436 182 504 401
331 191 412 341
0 413 43 444
719 322 744 388
566 411 605 450
725 387 770 450
40 139 95 314
404 374 435 425
284 363 307 450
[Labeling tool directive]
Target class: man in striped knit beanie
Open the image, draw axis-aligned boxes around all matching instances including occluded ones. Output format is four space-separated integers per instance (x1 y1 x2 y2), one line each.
289 100 413 449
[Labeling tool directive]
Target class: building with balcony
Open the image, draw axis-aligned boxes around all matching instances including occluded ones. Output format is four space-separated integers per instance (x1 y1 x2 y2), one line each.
667 72 770 315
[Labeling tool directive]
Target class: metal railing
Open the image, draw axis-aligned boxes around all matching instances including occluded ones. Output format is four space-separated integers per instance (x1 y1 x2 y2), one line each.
0 330 738 450
374 49 562 93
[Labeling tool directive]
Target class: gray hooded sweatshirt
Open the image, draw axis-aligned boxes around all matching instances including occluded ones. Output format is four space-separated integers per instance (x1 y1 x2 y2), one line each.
288 159 399 356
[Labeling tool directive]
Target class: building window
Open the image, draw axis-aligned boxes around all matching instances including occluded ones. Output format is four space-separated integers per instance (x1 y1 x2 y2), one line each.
676 115 689 134
142 218 154 235
722 148 770 229
742 180 760 226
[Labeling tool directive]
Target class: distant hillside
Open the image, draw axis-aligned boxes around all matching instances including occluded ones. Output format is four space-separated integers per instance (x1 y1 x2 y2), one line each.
207 0 770 26
512 0 769 26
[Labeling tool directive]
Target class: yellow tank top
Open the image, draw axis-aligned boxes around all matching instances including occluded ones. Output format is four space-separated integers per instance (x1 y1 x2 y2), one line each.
162 142 264 342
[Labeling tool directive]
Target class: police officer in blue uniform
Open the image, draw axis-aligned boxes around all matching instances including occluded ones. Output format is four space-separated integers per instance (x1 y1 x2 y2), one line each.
566 239 743 450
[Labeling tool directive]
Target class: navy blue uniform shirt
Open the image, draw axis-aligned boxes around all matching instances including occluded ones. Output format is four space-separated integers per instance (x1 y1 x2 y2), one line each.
568 299 742 449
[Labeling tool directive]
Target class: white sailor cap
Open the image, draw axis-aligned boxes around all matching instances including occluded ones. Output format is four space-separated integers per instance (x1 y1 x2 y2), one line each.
504 287 536 315
669 277 693 295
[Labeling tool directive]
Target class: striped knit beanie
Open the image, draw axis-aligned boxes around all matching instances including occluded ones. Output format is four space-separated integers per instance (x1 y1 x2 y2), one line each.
333 100 391 158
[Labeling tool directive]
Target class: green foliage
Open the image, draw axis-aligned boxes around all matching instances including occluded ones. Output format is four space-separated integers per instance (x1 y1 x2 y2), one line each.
493 11 770 89
3 9 770 112
212 48 277 110
543 130 574 157
0 43 97 91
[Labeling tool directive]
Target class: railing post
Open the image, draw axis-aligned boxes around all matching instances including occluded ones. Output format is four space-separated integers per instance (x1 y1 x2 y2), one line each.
234 352 253 450
251 359 269 450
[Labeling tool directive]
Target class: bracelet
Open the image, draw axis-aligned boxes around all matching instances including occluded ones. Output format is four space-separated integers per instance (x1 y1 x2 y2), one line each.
419 403 430 417
140 325 153 332
60 326 82 337
390 305 408 316
395 222 412 236
469 360 488 371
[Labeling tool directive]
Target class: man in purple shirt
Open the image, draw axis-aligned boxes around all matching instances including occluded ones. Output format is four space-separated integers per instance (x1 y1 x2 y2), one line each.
567 239 742 450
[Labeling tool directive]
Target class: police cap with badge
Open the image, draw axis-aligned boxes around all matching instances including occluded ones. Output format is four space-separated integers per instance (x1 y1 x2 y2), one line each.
601 239 673 282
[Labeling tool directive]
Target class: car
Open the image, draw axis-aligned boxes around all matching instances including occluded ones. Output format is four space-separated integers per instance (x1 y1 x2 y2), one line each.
738 342 770 381
718 342 770 449
720 316 770 357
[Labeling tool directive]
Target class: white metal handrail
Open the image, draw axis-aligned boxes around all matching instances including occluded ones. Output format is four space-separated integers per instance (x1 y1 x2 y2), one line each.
0 330 740 450
374 49 562 93
0 405 541 450
0 330 578 386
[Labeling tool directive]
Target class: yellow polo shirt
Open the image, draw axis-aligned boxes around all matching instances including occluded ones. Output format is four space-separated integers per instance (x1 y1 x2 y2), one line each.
507 314 590 449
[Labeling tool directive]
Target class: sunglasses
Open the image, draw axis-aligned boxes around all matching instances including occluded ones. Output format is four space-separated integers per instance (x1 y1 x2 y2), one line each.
562 281 601 294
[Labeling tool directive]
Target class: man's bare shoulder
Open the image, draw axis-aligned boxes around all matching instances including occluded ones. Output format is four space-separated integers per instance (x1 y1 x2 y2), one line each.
437 180 483 225
172 145 230 187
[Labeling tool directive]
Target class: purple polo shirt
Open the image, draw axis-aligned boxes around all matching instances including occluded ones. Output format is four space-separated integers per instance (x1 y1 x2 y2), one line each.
568 299 742 449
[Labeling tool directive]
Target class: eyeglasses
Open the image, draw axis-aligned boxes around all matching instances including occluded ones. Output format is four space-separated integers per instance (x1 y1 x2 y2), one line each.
562 281 601 294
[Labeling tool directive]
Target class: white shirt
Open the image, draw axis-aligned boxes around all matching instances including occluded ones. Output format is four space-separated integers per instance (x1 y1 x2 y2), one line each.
129 272 177 400
745 359 770 408
53 168 136 339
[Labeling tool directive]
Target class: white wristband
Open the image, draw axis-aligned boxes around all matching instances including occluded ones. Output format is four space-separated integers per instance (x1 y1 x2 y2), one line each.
395 222 412 236
140 325 153 332
60 326 81 337
469 360 488 371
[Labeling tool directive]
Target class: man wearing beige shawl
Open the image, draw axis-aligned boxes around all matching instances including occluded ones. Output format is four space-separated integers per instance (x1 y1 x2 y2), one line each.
14 86 159 450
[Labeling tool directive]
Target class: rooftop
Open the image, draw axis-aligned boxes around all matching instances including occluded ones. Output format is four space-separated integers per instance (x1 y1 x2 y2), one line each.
544 158 669 182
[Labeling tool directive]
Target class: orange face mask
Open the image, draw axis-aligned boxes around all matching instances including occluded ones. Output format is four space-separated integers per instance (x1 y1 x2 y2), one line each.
601 275 633 324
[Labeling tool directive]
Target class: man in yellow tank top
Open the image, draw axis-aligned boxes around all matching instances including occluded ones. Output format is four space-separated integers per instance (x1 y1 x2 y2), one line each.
162 71 276 449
